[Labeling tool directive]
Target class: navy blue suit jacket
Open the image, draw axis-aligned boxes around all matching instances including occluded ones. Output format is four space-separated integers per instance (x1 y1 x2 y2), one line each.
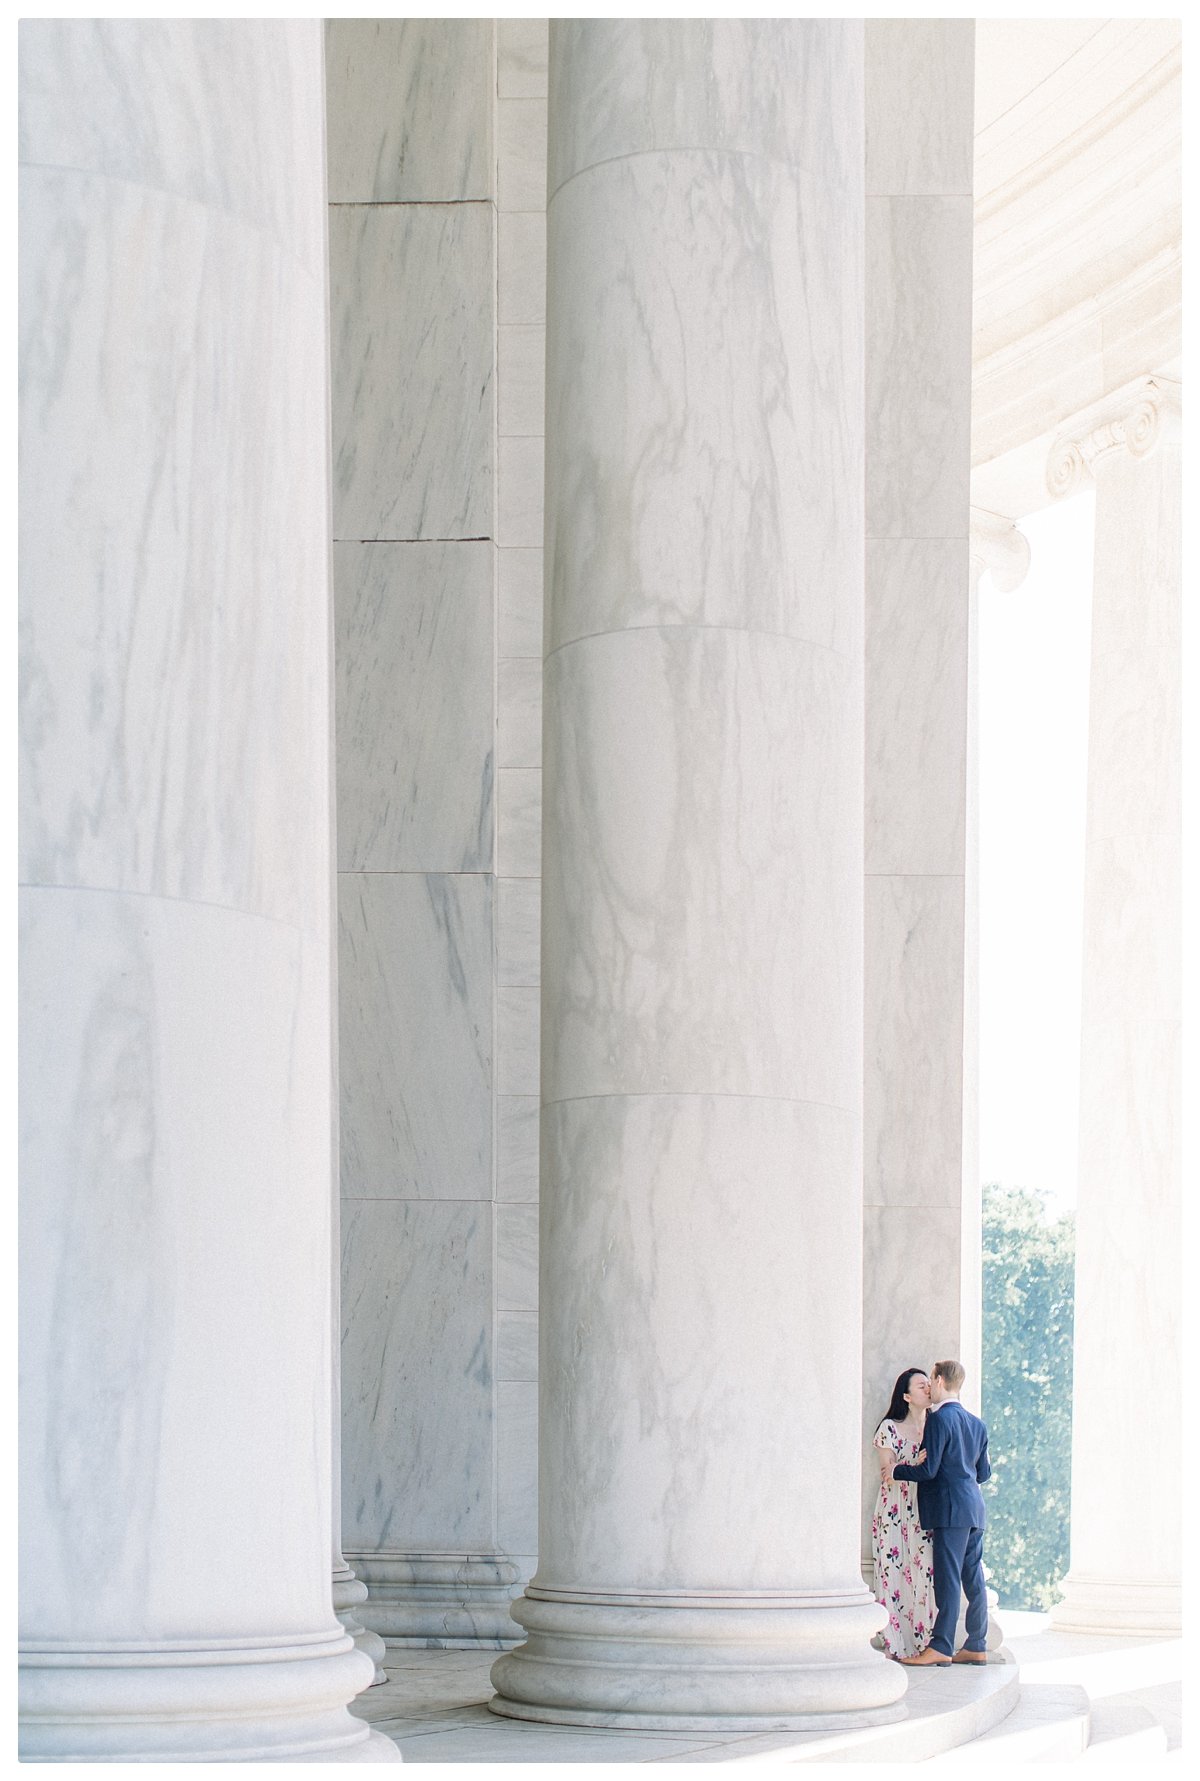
891 1400 991 1529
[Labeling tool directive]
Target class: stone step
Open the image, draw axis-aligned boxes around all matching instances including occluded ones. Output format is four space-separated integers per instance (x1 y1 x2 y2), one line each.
922 1682 1089 1764
1080 1696 1170 1762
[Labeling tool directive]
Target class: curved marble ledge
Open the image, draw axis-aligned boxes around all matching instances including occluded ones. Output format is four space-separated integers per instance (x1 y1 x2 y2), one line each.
489 1593 901 1730
542 627 862 1108
545 149 862 657
348 1553 522 1650
548 19 862 201
19 1634 387 1762
536 1094 864 1593
333 1567 388 1685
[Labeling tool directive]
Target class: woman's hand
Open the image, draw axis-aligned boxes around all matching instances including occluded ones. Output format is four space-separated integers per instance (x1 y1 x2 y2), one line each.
914 1449 927 1465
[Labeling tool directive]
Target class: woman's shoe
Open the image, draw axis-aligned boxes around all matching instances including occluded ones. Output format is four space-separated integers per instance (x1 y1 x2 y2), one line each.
901 1648 952 1666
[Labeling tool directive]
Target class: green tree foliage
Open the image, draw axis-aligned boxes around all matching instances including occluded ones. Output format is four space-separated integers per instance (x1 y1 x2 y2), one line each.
981 1183 1076 1611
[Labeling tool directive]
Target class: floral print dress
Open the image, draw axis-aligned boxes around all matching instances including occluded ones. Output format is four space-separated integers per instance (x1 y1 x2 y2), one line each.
871 1418 935 1659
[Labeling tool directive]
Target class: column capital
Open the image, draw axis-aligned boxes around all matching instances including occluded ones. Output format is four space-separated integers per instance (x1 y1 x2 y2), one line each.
969 506 1031 593
1046 374 1181 501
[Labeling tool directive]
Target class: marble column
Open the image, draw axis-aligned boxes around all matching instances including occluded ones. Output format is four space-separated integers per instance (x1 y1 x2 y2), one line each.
18 19 397 1761
490 20 904 1730
860 16 977 1543
959 511 1031 1654
1048 376 1181 1635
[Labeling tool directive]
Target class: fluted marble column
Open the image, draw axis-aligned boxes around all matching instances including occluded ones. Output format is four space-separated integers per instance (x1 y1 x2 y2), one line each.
1048 376 1181 1634
18 20 396 1760
490 20 904 1731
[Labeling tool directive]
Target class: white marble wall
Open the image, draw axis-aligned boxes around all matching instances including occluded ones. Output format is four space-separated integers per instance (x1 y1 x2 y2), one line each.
330 18 538 1645
860 21 977 1557
19 19 388 1759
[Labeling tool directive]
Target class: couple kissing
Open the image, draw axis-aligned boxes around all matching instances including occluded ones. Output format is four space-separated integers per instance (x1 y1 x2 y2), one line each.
871 1359 991 1666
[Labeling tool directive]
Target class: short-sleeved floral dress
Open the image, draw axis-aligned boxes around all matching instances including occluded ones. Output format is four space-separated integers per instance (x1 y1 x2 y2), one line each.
871 1417 935 1659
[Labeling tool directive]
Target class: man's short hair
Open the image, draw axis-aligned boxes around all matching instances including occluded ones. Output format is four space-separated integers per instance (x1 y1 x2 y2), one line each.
933 1359 966 1391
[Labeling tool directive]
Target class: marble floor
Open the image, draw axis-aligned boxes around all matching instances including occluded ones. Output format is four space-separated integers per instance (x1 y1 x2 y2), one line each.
347 1616 1182 1764
347 1647 1018 1765
999 1610 1183 1758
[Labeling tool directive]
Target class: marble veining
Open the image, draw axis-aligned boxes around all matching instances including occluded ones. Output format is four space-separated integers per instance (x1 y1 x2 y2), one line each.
865 22 975 197
497 1096 539 1203
497 1380 539 1555
330 201 494 542
866 195 973 540
498 324 547 439
863 874 965 1207
339 873 492 1201
497 877 541 988
548 19 863 201
326 20 493 204
865 538 969 878
498 769 542 878
19 20 393 1758
21 885 333 1640
542 627 861 1109
497 658 542 772
496 987 540 1099
545 151 862 656
496 1204 539 1312
497 435 545 550
341 1200 493 1550
496 1312 539 1382
499 550 545 658
498 213 547 326
19 167 328 930
498 20 549 100
536 1093 862 1593
334 542 494 873
18 20 327 273
498 99 549 212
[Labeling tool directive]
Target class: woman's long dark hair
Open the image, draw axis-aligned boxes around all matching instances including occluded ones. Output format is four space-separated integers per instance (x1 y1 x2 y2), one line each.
876 1366 928 1433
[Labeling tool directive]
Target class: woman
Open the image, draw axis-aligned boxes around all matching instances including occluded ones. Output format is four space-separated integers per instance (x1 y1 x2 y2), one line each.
871 1366 935 1660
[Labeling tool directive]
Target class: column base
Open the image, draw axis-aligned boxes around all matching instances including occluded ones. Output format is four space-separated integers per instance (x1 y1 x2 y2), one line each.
489 1589 907 1731
348 1552 522 1648
1051 1574 1181 1636
18 1630 400 1762
334 1564 388 1684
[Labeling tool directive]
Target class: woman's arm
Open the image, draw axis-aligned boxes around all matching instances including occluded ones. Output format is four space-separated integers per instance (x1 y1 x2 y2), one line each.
892 1417 943 1482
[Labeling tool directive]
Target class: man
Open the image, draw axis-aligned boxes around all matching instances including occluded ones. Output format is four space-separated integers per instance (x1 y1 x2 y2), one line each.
882 1359 990 1667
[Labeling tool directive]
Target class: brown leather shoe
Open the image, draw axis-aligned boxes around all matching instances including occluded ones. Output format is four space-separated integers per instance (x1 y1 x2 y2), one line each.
952 1649 988 1664
900 1648 952 1666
